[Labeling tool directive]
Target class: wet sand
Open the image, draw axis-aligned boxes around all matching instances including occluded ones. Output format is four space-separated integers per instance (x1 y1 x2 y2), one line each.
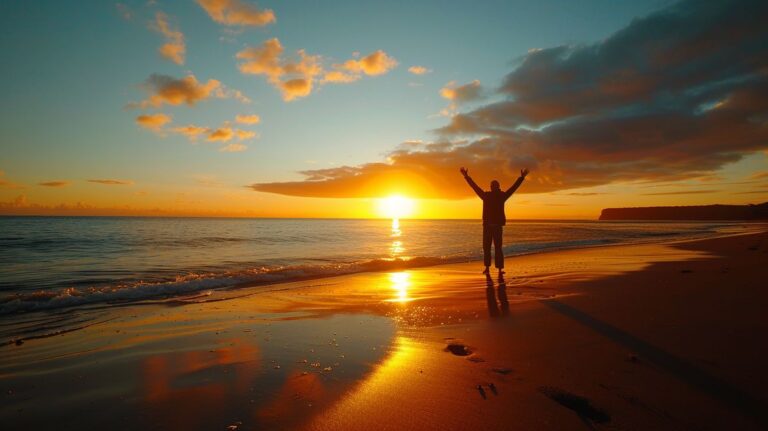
2 231 767 430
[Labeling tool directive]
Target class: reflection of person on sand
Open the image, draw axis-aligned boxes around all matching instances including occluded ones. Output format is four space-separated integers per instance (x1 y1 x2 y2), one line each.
461 167 529 275
485 273 510 317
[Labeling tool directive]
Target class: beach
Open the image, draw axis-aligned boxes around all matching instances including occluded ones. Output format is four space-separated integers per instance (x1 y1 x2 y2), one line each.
2 230 767 430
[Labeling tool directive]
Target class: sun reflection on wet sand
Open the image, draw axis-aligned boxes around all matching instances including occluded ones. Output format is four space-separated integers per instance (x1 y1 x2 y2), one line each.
141 338 260 429
307 334 463 431
388 271 412 303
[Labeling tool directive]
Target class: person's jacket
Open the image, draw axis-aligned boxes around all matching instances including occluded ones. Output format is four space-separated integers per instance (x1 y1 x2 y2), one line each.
463 175 524 225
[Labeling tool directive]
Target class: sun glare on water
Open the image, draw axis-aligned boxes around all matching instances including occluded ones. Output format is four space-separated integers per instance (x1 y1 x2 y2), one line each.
376 196 415 220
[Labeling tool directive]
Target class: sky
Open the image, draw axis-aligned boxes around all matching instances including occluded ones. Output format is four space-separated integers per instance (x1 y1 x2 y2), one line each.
0 0 766 219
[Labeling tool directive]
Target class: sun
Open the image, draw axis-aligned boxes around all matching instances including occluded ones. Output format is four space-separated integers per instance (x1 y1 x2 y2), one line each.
376 195 415 219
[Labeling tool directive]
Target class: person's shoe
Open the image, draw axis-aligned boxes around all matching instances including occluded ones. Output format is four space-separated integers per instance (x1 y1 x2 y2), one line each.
498 269 505 275
482 267 490 274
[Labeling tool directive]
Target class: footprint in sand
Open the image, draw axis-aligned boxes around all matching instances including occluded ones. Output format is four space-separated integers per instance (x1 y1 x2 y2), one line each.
444 342 472 356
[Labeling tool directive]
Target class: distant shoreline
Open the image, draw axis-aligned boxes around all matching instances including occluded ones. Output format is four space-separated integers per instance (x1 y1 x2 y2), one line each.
600 202 768 221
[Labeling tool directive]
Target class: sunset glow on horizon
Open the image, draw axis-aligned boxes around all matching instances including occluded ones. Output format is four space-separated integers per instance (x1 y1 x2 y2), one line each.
1 0 766 219
376 196 416 220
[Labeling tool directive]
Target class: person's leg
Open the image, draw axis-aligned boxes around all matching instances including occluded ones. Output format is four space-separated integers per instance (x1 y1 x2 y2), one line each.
482 225 492 272
493 225 504 270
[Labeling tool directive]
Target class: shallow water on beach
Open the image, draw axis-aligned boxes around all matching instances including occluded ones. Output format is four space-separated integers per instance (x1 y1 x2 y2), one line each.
0 307 397 431
0 216 757 314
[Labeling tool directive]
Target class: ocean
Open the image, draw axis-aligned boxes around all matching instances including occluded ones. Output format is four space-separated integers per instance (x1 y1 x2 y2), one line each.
0 216 756 315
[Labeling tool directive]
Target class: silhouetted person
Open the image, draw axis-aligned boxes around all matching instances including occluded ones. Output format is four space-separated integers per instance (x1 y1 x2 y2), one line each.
460 167 529 274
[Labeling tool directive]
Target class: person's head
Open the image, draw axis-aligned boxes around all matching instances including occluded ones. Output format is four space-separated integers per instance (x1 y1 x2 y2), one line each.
490 180 500 191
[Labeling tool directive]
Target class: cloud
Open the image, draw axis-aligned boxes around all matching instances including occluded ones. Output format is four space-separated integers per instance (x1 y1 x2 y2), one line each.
235 114 260 124
439 80 483 116
197 0 275 27
238 40 396 100
38 181 70 188
321 70 359 84
237 38 322 101
214 86 252 104
734 190 768 194
558 192 607 196
249 0 768 199
322 50 398 83
168 121 256 148
339 50 398 76
408 66 431 75
171 124 209 140
131 74 221 108
642 190 721 196
206 127 256 143
136 113 172 131
87 179 134 185
440 80 482 104
235 129 257 140
207 127 234 142
152 12 185 65
749 171 768 180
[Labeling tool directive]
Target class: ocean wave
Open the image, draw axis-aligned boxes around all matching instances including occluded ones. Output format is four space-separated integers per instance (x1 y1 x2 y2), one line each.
0 226 732 316
0 256 452 316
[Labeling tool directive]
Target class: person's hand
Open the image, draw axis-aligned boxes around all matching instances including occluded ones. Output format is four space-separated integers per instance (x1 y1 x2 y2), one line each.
520 168 529 178
460 167 469 177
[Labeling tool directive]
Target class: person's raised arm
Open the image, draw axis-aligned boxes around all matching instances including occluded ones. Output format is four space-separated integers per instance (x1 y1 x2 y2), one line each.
504 168 529 199
460 167 484 199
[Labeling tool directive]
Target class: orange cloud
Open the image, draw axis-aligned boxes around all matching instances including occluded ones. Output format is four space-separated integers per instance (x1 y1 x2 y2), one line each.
206 127 255 143
440 80 482 103
340 50 398 76
237 38 322 101
408 66 431 75
170 122 256 146
321 70 359 83
87 179 134 185
196 0 275 27
323 50 398 83
237 38 283 79
235 129 256 140
279 78 313 100
38 181 70 188
153 12 185 65
136 113 172 131
642 190 720 196
238 40 397 100
235 114 260 124
133 74 221 108
207 128 234 142
171 124 209 140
